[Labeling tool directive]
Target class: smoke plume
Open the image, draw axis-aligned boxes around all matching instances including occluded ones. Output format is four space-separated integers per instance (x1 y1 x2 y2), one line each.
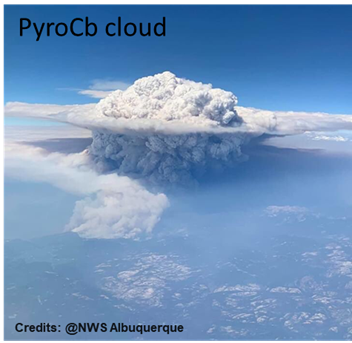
89 72 250 183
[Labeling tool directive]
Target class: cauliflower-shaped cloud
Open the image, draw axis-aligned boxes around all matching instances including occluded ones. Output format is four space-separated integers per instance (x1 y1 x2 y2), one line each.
95 71 242 127
89 72 249 184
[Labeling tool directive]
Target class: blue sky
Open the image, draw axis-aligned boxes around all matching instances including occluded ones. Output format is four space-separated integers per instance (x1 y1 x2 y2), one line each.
5 5 352 113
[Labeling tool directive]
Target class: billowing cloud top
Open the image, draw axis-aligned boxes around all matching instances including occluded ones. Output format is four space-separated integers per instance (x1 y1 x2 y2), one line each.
95 71 242 128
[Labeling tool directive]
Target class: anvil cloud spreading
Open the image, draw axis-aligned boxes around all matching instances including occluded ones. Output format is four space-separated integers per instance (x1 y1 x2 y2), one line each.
5 72 352 239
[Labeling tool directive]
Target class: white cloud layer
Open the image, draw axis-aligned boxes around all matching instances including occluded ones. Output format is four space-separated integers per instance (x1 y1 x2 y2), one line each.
5 143 169 239
5 124 91 143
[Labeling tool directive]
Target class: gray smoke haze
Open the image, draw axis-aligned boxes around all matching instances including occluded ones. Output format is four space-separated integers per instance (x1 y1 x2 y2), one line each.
90 131 249 184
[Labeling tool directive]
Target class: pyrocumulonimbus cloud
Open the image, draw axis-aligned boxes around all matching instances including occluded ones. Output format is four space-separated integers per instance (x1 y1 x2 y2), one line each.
4 71 352 239
89 72 251 183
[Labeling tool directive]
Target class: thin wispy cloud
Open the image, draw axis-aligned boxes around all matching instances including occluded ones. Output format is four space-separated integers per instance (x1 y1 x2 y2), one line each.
59 79 131 99
78 89 114 99
88 79 131 91
312 135 350 142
